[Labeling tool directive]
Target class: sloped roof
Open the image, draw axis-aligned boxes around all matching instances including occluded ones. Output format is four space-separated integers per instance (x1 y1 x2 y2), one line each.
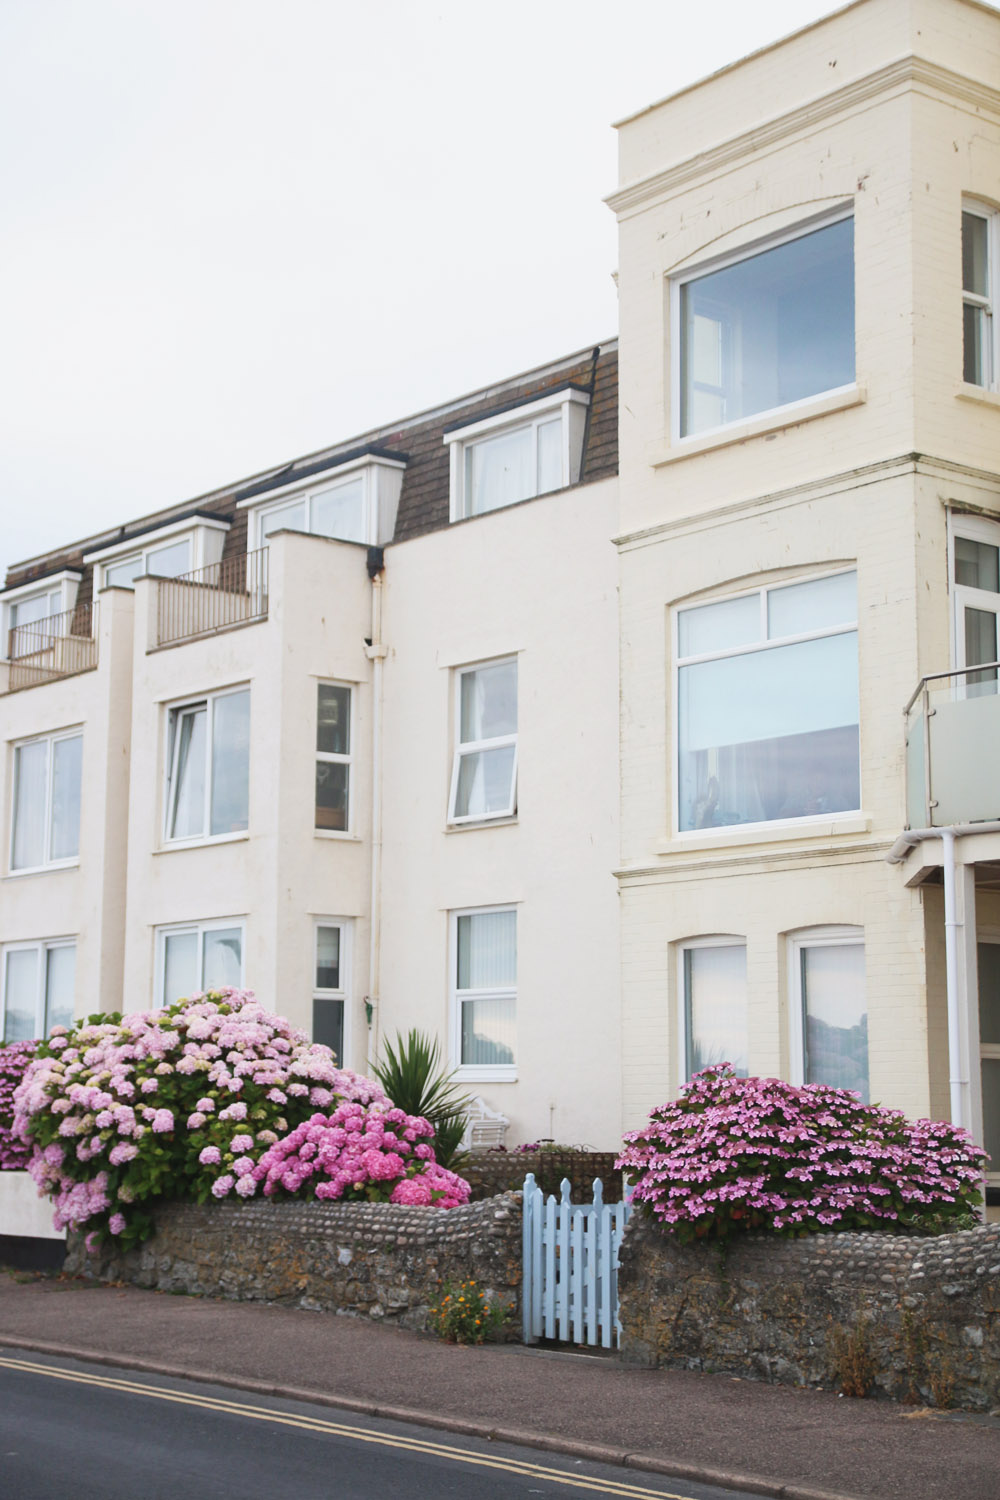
3 340 618 596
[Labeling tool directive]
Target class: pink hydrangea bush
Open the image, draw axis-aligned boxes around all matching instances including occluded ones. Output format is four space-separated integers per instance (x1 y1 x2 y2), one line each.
13 989 467 1248
253 1101 471 1207
616 1065 987 1244
1 1041 38 1171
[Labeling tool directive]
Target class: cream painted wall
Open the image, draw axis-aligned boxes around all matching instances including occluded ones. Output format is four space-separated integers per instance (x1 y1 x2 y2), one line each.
612 0 1000 542
612 0 1000 1137
377 478 621 1149
0 585 134 1020
119 530 374 1056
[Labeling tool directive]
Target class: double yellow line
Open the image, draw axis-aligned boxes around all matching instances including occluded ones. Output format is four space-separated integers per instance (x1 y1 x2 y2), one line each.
0 1352 692 1499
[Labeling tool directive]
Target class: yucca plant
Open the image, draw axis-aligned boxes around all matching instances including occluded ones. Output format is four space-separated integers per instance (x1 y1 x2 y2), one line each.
373 1030 471 1172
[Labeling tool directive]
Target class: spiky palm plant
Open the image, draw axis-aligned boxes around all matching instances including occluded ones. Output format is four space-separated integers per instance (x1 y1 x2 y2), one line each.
373 1029 471 1172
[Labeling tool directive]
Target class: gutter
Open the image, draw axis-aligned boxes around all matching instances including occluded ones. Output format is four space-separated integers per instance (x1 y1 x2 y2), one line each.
364 549 387 1073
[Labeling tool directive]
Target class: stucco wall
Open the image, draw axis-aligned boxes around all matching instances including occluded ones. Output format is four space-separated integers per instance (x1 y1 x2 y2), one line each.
619 1215 1000 1412
64 1194 522 1332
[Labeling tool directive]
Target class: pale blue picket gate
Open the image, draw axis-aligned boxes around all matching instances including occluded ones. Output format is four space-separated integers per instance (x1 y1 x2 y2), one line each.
521 1174 632 1348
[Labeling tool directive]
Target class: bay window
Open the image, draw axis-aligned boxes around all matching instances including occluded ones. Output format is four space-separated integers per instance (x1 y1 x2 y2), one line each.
676 570 859 833
675 211 855 438
164 687 250 843
10 729 83 871
452 907 516 1076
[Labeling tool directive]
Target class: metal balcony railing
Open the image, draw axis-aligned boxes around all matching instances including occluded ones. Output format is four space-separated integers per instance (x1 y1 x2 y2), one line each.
905 663 1000 828
155 549 268 647
6 602 99 692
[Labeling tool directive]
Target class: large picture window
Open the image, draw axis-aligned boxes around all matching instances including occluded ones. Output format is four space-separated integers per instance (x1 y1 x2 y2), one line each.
680 938 748 1080
452 907 516 1077
156 920 244 1005
676 213 855 438
789 928 868 1102
164 687 250 843
10 729 83 872
1 940 75 1041
448 659 517 823
676 571 859 833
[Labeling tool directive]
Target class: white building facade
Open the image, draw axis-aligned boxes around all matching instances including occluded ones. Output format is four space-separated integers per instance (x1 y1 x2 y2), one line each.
3 0 1000 1188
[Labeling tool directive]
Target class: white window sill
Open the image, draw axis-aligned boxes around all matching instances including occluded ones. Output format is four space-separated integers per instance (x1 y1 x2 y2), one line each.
651 384 866 467
156 831 250 853
657 812 872 855
445 816 518 834
956 383 1000 410
453 1066 517 1083
314 829 360 842
4 860 80 879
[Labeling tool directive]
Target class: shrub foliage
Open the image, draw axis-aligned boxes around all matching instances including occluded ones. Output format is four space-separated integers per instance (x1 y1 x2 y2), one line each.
13 989 470 1249
1 1040 38 1172
616 1065 987 1243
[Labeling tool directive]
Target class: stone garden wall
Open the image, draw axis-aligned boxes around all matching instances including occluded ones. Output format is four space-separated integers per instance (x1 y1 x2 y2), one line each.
65 1193 522 1332
618 1216 1000 1411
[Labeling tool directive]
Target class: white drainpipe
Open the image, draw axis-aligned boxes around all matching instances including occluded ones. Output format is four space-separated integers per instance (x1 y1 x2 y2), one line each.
365 565 387 1073
887 820 1000 1132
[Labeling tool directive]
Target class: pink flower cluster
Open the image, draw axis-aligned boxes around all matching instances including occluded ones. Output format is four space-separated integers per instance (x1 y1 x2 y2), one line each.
1 1041 38 1171
12 990 392 1245
616 1065 988 1243
254 1102 470 1208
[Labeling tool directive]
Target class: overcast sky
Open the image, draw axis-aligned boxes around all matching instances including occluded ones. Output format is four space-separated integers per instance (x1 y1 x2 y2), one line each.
0 0 896 581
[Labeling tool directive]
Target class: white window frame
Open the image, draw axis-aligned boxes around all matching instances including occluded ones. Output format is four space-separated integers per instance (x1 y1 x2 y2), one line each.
962 200 998 391
447 657 518 825
676 935 748 1086
1 572 81 659
450 904 517 1082
445 388 590 522
313 917 352 1066
240 455 406 552
1 938 76 1041
85 518 228 591
162 685 250 847
8 727 83 875
787 925 866 1092
672 567 861 840
315 681 353 837
671 206 856 442
154 918 246 1007
949 513 1000 697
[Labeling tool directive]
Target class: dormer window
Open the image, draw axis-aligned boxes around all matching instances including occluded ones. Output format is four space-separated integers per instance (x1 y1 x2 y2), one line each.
239 451 406 551
445 387 590 521
1 572 81 657
85 517 228 591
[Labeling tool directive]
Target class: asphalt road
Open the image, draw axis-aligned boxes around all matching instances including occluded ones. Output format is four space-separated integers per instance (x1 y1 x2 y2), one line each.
0 1351 774 1500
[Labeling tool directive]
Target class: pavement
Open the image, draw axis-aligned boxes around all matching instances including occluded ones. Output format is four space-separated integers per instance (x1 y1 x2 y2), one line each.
1 1269 998 1500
